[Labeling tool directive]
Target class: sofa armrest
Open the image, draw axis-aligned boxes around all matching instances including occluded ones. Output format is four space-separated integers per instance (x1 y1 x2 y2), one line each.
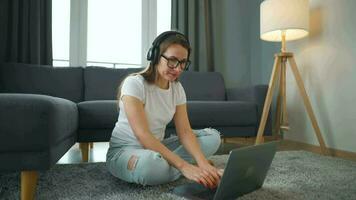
226 85 272 135
252 85 269 107
226 84 268 116
0 93 78 152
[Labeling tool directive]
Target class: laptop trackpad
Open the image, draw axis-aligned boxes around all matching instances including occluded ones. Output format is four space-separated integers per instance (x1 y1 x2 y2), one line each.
172 183 216 200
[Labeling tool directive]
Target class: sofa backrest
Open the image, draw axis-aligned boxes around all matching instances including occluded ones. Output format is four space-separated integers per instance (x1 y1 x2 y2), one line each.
83 67 226 101
84 66 142 101
0 64 227 102
179 71 226 101
0 63 84 102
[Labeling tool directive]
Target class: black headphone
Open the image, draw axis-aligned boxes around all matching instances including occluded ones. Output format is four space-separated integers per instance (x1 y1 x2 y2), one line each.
146 30 191 66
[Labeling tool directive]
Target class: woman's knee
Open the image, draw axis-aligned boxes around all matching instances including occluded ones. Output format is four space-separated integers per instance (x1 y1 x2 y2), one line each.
198 128 222 156
131 151 179 185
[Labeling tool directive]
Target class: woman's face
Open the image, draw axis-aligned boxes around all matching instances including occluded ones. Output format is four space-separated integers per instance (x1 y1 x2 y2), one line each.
156 44 189 82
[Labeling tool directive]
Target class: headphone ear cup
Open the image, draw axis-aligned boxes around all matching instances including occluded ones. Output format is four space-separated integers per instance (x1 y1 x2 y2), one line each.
151 46 159 65
147 47 153 61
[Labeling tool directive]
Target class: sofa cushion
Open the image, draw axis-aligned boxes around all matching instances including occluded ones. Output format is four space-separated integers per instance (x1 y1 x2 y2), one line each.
167 101 257 128
166 126 258 138
0 63 84 102
84 67 143 101
78 100 256 131
78 100 118 129
179 71 226 101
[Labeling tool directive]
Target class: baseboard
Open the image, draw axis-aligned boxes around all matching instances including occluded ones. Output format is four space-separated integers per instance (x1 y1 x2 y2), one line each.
284 139 356 161
224 136 356 162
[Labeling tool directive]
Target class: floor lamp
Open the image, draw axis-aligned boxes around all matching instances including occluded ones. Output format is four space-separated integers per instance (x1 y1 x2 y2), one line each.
255 0 329 155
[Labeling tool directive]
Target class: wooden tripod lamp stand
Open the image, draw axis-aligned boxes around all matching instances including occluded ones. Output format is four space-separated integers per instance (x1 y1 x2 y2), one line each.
255 0 329 155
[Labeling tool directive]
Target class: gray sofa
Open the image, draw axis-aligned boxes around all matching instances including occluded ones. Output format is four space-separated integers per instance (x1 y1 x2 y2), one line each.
79 66 272 141
0 62 271 198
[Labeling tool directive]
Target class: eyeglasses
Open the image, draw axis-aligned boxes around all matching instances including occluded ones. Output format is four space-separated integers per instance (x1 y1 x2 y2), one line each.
161 55 191 71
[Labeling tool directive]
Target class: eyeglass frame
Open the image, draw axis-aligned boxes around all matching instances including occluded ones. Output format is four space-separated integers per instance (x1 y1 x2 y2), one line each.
160 54 191 71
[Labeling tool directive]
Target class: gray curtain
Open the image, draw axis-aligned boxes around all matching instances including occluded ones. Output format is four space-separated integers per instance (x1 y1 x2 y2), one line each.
0 0 52 65
171 0 215 72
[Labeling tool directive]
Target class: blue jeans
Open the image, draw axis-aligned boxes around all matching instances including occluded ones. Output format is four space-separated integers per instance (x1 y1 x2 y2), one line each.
106 128 221 186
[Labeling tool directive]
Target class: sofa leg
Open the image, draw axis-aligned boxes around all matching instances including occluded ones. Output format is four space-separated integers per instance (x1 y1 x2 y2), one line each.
79 142 89 162
222 138 227 143
21 171 38 200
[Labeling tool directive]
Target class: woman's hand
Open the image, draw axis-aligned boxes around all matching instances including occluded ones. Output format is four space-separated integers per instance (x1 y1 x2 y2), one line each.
178 162 218 188
197 160 224 188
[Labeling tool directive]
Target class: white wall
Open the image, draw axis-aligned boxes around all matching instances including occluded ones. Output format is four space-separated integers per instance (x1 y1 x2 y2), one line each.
283 0 356 153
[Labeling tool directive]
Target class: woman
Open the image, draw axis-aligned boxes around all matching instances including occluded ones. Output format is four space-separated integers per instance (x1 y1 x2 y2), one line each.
106 31 223 188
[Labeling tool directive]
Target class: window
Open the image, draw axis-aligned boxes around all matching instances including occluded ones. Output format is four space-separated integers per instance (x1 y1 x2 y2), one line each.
52 0 171 68
52 0 70 66
157 0 171 35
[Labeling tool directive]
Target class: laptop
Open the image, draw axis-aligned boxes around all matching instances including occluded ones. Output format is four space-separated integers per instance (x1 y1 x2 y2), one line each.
172 141 278 200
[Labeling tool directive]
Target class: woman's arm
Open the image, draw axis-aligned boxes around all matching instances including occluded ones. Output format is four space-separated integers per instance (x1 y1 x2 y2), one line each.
174 104 222 187
173 104 209 165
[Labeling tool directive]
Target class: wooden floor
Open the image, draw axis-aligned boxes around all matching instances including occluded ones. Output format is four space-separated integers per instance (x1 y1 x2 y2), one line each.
57 136 356 164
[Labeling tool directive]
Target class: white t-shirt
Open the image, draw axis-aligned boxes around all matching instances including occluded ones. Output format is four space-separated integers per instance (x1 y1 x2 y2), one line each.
110 74 187 147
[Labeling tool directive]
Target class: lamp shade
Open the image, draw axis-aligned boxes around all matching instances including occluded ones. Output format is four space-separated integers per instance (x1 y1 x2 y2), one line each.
260 0 309 42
